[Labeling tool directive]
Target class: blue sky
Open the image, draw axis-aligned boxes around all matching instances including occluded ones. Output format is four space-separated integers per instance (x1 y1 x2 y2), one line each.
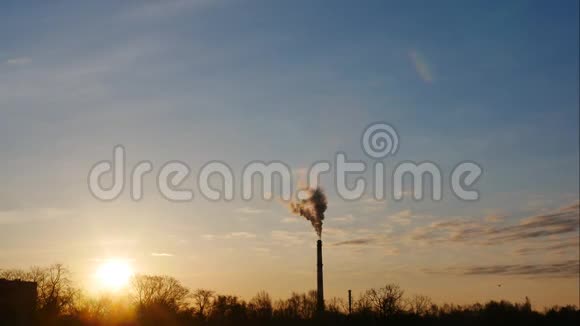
0 0 578 307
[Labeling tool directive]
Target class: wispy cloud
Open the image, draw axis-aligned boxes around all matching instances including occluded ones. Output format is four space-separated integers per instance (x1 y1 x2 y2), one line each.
271 230 311 246
151 252 174 257
201 232 257 240
0 40 160 105
228 232 257 239
235 207 267 215
411 202 579 245
328 227 398 256
426 260 579 278
280 217 299 224
4 57 31 65
201 234 216 240
356 197 388 213
515 237 579 256
331 214 355 224
120 0 220 20
251 247 277 258
333 238 375 246
0 207 75 225
484 213 506 223
387 210 413 226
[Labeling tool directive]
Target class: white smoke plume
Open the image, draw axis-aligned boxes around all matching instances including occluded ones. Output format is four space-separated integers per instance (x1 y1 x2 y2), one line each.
290 187 328 238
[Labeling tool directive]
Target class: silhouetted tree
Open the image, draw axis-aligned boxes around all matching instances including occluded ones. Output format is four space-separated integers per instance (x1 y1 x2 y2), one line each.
327 297 348 314
191 288 214 319
209 295 247 324
273 291 317 320
407 294 434 316
361 283 405 318
248 290 273 321
130 274 190 325
3 263 580 325
130 274 189 311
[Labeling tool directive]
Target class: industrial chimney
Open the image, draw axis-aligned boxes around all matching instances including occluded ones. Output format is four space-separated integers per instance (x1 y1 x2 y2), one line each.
316 239 324 314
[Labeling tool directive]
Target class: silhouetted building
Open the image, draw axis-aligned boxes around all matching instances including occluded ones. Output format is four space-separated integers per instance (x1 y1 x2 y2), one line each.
0 279 37 325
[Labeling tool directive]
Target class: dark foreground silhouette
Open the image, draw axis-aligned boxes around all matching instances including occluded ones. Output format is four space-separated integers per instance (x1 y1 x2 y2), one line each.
1 264 578 326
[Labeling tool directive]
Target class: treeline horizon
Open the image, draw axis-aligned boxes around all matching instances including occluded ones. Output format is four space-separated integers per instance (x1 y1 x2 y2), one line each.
1 264 578 326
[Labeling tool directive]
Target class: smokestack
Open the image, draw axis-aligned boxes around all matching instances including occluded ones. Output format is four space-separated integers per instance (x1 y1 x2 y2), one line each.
348 289 352 315
289 187 327 315
317 239 324 314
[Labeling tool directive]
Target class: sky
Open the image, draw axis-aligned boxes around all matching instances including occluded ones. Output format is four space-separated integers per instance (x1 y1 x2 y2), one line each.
0 0 579 308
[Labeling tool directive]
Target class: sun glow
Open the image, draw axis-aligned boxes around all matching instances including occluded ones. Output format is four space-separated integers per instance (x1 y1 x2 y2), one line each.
95 259 133 291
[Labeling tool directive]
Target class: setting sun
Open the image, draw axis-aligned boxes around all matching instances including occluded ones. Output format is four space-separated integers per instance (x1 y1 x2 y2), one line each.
95 259 133 291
